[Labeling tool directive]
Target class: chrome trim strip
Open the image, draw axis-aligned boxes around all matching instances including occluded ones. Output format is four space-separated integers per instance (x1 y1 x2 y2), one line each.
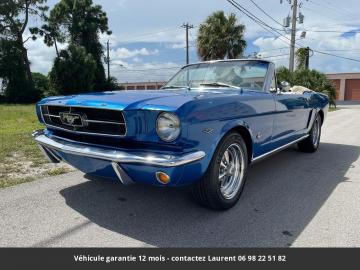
251 134 309 163
111 162 135 185
43 124 127 138
43 114 126 125
33 130 205 167
43 104 124 110
43 114 61 118
85 119 126 125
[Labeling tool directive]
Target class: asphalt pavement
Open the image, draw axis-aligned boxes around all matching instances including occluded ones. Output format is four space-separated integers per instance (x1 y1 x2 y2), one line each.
0 104 359 247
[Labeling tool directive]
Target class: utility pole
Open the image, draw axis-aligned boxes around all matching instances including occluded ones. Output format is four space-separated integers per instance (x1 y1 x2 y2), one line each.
304 46 313 70
289 0 298 72
181 23 194 65
106 40 110 81
305 46 310 70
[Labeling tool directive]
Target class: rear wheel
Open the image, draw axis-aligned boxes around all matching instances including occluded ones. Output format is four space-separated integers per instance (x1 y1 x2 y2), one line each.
298 114 322 153
192 132 248 210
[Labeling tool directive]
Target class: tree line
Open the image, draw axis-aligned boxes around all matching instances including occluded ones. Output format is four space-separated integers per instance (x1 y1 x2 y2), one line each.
0 0 118 103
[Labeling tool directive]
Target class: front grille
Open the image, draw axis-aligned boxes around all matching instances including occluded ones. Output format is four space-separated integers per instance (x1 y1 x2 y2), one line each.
41 105 126 136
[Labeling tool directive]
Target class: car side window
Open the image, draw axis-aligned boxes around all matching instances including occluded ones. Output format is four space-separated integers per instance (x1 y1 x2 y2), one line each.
270 72 278 93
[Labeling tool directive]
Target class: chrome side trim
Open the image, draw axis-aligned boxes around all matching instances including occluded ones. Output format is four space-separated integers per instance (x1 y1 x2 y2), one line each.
251 134 309 163
306 109 317 132
33 130 205 167
111 162 135 185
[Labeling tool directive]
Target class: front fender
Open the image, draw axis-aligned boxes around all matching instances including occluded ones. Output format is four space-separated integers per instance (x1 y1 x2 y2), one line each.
179 118 254 184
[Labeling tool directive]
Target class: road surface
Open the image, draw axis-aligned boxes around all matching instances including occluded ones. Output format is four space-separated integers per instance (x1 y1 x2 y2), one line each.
1 105 359 247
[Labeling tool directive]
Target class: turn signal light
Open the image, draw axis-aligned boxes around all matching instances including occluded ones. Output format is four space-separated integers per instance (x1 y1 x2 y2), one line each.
156 172 170 184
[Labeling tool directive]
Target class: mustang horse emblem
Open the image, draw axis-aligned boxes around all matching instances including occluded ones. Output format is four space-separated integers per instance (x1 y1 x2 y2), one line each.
59 112 84 127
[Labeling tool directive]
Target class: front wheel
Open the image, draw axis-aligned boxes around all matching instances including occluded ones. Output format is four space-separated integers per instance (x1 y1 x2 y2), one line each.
298 114 322 153
192 132 248 210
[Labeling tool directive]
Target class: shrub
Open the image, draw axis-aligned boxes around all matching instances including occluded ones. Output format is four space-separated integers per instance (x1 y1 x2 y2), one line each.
49 44 96 95
276 67 336 107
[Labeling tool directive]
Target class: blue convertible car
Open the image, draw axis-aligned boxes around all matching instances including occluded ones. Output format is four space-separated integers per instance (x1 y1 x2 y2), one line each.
33 59 328 210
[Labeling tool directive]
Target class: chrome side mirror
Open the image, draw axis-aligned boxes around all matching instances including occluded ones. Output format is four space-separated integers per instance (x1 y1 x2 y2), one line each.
280 81 290 92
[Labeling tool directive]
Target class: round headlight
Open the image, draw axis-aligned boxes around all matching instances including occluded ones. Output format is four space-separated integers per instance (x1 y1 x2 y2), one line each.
156 112 181 142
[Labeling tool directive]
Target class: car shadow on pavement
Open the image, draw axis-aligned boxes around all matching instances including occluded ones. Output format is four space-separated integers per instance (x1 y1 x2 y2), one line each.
59 142 359 247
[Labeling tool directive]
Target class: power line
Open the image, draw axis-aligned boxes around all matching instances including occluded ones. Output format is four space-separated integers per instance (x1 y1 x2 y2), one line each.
302 29 360 34
265 27 360 34
248 0 284 27
311 50 360 63
226 0 287 34
307 0 344 17
120 66 182 72
258 46 289 52
118 27 182 43
225 0 298 48
318 0 355 16
309 0 354 17
320 49 360 52
261 53 289 59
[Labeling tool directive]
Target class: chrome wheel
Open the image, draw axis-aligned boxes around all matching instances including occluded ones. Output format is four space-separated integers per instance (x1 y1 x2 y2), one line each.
219 143 245 200
312 118 320 147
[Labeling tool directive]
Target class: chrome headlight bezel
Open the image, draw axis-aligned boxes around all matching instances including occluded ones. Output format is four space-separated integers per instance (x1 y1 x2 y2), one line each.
156 112 181 142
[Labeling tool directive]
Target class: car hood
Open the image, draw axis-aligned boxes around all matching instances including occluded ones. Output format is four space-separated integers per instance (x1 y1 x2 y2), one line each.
38 89 243 111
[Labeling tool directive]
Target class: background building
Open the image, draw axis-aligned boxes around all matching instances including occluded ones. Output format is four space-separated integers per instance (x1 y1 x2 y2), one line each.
327 73 360 101
120 81 166 90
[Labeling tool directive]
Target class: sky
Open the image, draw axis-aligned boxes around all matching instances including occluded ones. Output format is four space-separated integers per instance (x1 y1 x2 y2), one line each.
25 0 360 83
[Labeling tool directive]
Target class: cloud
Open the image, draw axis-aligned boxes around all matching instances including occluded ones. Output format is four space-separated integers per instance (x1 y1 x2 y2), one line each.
132 57 143 63
25 35 67 75
99 32 119 48
168 42 186 49
110 47 159 59
110 61 181 83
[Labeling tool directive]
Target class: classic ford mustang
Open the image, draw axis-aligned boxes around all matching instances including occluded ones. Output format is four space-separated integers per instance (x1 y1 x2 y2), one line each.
33 59 329 210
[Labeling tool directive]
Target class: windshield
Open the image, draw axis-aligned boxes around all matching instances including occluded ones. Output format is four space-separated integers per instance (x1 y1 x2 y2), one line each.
163 60 269 91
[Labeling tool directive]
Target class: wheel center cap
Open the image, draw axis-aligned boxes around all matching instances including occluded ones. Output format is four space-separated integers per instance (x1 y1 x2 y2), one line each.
228 165 235 175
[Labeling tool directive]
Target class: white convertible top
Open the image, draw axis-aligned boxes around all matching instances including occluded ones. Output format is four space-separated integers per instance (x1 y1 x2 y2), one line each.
289 85 314 94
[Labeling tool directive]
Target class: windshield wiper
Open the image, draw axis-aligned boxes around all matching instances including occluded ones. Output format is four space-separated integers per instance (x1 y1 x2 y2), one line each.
161 85 191 90
199 82 240 89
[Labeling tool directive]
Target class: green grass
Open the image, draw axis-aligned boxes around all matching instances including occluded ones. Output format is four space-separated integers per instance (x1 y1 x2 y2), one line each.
0 104 44 163
0 104 71 188
0 177 36 189
47 167 70 176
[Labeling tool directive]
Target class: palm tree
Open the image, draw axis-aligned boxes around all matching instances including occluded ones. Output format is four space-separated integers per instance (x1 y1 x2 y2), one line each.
295 48 307 70
197 11 246 61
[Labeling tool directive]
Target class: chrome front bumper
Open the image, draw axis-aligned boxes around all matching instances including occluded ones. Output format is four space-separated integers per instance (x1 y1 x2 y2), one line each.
32 130 205 167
